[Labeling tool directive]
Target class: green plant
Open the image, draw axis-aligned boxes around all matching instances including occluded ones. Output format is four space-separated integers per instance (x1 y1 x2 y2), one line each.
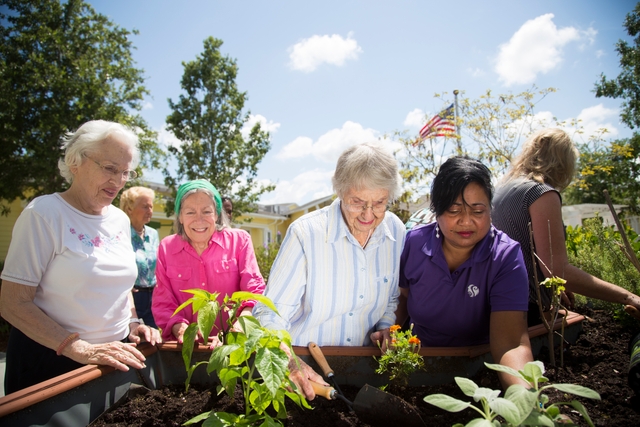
424 360 601 426
255 235 282 283
174 289 311 426
565 218 640 315
375 324 424 386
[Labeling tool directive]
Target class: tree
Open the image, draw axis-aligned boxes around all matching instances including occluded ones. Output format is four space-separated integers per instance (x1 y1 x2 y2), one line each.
393 86 557 213
0 0 163 214
164 37 274 218
595 2 640 130
565 2 640 212
564 135 640 213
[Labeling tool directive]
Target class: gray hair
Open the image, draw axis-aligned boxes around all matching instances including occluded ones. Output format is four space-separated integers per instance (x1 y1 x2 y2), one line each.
174 188 230 240
58 120 140 184
332 142 402 200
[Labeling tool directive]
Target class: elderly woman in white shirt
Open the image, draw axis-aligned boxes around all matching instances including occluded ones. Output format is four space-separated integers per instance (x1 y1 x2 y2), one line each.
253 142 406 400
0 120 161 394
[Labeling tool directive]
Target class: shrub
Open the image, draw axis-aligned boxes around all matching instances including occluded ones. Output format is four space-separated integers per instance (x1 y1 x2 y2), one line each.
255 235 282 283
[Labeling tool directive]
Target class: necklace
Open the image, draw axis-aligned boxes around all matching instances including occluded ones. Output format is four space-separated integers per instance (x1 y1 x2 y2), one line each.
360 228 373 248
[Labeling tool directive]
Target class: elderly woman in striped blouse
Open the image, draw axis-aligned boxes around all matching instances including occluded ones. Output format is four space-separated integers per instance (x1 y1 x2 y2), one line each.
253 142 406 400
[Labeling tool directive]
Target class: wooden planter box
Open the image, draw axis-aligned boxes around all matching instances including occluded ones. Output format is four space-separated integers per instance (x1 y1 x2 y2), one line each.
0 311 583 427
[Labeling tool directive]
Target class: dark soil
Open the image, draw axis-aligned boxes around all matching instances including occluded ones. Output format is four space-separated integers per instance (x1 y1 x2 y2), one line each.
56 308 640 426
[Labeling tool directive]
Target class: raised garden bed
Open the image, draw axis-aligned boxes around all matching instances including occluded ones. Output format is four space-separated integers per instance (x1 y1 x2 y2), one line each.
0 312 584 426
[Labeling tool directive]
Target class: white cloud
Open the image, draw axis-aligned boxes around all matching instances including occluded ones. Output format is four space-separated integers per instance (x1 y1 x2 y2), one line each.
142 101 153 110
467 67 485 78
495 14 581 86
404 108 425 128
276 121 396 163
260 169 334 204
241 114 281 139
288 32 363 72
276 136 314 160
567 104 619 141
157 125 182 149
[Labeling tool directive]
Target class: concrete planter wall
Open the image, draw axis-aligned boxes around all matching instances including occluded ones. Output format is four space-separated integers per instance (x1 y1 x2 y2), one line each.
0 312 583 427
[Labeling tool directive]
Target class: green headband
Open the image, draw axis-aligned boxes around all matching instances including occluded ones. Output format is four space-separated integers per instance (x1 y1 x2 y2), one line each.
175 179 222 216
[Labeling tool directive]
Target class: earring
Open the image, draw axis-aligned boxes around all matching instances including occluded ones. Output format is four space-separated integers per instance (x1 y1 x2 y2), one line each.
435 224 440 238
490 227 495 238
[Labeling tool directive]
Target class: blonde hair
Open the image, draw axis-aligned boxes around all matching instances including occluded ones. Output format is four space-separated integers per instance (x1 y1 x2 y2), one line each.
505 128 579 191
120 186 155 215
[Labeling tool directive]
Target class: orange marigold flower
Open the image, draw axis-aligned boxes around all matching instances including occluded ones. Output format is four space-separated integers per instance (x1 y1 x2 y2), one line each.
391 339 397 344
389 325 401 332
408 337 421 345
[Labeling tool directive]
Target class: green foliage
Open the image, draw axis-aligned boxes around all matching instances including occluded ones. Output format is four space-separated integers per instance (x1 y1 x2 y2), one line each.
565 218 640 314
164 37 275 218
254 236 282 283
424 361 600 427
0 0 164 214
564 135 640 213
175 289 311 427
375 324 424 386
594 2 640 130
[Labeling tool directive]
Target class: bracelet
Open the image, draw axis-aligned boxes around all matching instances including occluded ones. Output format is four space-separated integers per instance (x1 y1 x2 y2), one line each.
129 318 144 325
56 332 79 356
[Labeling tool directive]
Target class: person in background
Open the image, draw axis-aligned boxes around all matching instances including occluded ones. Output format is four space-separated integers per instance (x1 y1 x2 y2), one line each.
253 142 406 399
152 179 265 344
397 156 532 388
0 120 161 394
120 186 160 328
221 196 233 220
492 128 640 324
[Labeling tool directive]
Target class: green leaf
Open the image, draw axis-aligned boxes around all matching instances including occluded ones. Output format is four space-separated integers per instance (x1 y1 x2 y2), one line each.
521 410 554 427
255 346 289 397
208 343 240 373
455 377 479 397
465 419 495 427
503 384 537 423
484 362 524 382
488 397 520 425
183 410 211 425
197 301 220 341
473 387 500 403
181 323 199 370
551 383 601 400
565 400 596 427
521 361 545 382
424 394 472 412
238 315 262 337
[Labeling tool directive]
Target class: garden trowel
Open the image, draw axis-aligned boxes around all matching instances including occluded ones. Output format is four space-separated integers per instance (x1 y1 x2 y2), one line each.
307 342 426 427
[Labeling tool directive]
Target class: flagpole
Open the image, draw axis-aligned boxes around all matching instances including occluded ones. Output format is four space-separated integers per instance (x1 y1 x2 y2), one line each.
453 89 461 153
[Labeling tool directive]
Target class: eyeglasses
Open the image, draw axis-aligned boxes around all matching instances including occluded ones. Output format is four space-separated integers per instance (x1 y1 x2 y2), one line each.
343 201 389 215
84 154 138 181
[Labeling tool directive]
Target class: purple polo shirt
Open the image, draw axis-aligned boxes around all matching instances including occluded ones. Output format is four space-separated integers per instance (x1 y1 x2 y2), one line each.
400 222 528 347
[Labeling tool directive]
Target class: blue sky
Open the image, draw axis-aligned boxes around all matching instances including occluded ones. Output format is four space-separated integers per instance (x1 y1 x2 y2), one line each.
88 0 637 205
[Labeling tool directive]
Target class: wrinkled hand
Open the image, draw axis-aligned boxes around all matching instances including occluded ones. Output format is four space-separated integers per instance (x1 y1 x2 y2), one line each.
370 328 391 353
288 355 327 400
625 305 640 321
66 339 146 372
172 322 189 343
128 323 162 346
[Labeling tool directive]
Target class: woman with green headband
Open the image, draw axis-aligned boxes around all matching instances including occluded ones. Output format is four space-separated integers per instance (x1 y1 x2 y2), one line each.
152 179 265 344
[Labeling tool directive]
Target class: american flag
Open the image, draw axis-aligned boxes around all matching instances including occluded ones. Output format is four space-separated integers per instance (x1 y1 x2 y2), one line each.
418 104 456 140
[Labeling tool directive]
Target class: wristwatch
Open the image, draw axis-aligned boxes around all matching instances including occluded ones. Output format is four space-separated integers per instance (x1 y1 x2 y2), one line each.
129 318 145 325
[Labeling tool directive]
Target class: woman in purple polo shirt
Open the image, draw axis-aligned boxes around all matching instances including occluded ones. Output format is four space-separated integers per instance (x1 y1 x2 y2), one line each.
397 156 533 388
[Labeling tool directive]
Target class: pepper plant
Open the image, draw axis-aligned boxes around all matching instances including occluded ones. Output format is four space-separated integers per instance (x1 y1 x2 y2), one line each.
375 324 424 386
424 360 601 426
173 289 311 427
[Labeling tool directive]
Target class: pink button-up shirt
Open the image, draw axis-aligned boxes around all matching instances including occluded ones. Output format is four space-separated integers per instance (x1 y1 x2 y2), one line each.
152 228 265 341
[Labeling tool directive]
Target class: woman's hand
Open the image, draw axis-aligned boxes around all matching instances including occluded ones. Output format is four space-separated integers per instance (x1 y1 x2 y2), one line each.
65 339 147 372
370 327 392 352
172 322 189 343
128 323 162 346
